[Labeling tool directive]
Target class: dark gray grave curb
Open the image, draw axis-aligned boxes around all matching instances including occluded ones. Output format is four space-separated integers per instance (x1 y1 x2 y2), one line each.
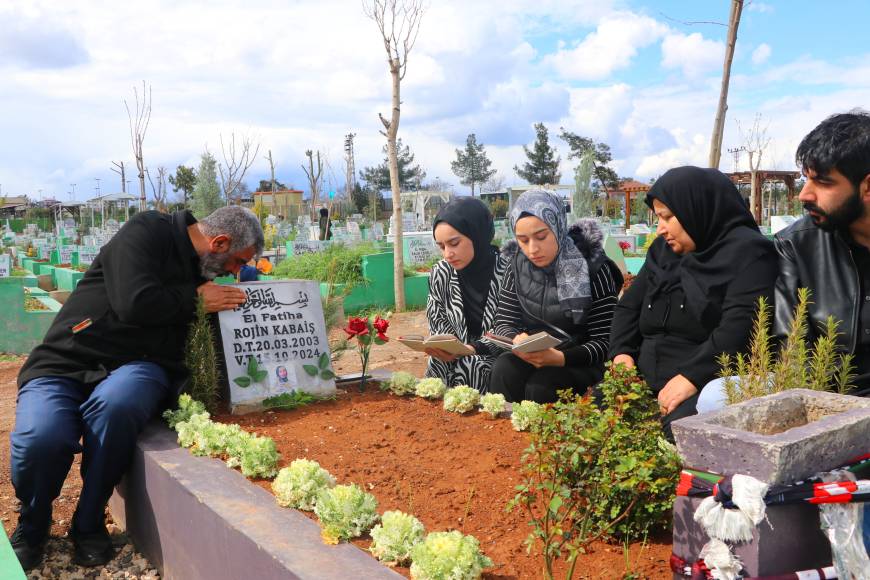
109 422 402 580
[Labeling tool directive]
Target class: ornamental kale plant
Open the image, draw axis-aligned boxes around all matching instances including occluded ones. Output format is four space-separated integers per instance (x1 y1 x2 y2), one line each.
272 459 336 511
415 377 447 399
479 393 507 418
409 530 492 580
163 393 207 429
510 400 544 432
443 385 480 414
369 510 426 566
383 371 418 396
314 483 379 544
507 364 679 580
171 409 280 480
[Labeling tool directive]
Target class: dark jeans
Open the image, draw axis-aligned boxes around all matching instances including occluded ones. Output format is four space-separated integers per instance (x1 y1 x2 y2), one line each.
10 361 170 542
488 352 604 403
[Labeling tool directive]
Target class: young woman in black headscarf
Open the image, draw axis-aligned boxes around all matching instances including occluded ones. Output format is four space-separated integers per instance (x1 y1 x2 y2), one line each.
484 189 623 404
608 166 778 440
426 197 508 392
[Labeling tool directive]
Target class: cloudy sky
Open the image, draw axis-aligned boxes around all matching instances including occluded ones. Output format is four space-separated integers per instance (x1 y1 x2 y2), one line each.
1 0 868 202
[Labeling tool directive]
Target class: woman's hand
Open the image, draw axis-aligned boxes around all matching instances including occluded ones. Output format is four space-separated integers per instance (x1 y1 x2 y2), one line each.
612 354 636 369
515 348 565 369
512 332 529 344
657 374 698 416
424 347 458 363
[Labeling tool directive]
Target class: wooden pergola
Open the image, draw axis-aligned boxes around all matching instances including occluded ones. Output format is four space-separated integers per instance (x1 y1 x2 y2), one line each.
727 170 800 224
606 180 651 230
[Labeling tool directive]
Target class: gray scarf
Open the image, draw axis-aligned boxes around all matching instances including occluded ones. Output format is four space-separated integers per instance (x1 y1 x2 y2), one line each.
509 189 591 325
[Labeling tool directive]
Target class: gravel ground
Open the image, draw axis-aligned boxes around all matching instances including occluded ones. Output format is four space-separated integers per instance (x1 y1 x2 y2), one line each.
26 523 159 579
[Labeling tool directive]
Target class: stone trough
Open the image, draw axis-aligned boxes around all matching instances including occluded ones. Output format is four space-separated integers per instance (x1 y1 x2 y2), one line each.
109 422 402 580
671 389 870 577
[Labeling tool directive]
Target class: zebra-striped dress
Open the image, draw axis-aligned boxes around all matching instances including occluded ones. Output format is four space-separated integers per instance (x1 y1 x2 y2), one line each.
425 254 508 393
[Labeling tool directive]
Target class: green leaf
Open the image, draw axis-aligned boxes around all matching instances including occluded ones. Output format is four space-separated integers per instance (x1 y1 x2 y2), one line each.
548 496 563 513
303 364 319 377
233 376 252 388
246 356 258 377
318 352 330 370
320 369 335 380
373 337 385 345
253 370 268 383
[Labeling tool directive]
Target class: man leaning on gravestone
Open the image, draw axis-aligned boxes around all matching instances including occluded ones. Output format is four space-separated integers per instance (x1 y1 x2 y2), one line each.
8 206 264 570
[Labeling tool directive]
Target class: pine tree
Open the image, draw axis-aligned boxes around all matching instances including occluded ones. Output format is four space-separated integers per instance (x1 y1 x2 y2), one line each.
190 152 222 219
450 133 497 197
359 139 426 192
515 123 561 186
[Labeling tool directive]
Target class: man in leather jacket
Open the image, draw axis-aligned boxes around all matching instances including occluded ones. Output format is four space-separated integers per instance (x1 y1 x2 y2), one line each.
774 110 870 397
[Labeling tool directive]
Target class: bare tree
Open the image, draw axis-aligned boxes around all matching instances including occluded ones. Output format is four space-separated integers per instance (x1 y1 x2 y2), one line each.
738 113 771 223
265 150 277 193
363 0 425 311
125 82 152 211
708 0 744 168
217 132 260 205
146 166 170 211
302 149 325 216
110 161 127 193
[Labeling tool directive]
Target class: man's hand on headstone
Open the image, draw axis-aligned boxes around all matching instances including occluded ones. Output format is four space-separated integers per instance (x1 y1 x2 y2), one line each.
197 282 247 313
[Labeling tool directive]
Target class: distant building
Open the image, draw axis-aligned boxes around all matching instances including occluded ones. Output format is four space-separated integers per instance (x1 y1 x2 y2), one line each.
0 195 29 217
479 190 509 205
250 189 304 218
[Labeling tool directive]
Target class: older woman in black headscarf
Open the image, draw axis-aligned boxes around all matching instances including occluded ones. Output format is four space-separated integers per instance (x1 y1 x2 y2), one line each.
608 166 777 439
425 197 508 392
485 189 623 403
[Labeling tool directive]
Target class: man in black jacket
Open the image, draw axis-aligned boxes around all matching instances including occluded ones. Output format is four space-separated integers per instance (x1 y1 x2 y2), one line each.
9 206 263 570
774 110 870 397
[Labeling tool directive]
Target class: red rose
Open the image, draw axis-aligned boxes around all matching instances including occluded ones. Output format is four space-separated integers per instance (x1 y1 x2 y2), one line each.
373 316 389 335
344 317 370 338
376 332 389 342
618 241 631 251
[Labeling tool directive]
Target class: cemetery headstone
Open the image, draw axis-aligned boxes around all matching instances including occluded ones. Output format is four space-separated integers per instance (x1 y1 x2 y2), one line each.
59 245 75 264
402 233 440 265
77 246 99 265
770 215 799 234
0 254 10 277
371 222 384 241
346 221 362 241
308 225 320 241
217 280 336 413
288 241 324 257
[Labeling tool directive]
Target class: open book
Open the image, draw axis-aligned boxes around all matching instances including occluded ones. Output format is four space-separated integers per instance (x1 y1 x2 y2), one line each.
482 331 563 353
399 334 475 356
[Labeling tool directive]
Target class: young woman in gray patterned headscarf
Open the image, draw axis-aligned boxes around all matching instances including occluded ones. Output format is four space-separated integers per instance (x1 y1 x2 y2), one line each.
483 189 623 403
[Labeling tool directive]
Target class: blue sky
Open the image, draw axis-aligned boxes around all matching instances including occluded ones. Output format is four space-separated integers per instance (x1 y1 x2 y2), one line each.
1 0 868 202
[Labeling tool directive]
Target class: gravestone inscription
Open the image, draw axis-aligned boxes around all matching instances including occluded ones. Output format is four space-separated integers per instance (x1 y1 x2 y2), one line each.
218 280 335 413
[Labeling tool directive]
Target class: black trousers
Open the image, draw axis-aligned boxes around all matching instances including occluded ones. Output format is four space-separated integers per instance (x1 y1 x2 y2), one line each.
488 352 604 403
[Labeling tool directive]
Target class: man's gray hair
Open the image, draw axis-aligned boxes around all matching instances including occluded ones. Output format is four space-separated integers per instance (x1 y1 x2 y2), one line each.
199 206 265 256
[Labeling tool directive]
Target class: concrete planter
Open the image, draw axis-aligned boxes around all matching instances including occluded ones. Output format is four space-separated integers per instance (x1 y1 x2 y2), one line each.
0 279 61 353
110 423 402 580
54 266 84 292
671 389 870 577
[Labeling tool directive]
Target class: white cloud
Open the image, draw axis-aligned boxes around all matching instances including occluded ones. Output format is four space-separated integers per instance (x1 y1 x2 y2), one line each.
748 2 774 13
752 43 772 66
660 32 724 78
545 12 668 80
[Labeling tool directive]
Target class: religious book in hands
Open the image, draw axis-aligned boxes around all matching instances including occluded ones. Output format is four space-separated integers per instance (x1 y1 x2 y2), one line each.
398 334 475 356
482 331 563 353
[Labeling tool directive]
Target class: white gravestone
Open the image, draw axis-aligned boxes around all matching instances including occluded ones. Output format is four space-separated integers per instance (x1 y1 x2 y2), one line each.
346 221 362 241
771 215 799 235
371 222 384 240
308 225 321 241
78 246 99 264
0 254 10 277
218 280 335 413
289 241 324 256
403 233 440 265
59 245 75 264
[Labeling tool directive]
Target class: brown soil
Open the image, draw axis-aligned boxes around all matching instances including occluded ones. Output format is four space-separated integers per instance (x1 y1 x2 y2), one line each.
215 388 672 579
